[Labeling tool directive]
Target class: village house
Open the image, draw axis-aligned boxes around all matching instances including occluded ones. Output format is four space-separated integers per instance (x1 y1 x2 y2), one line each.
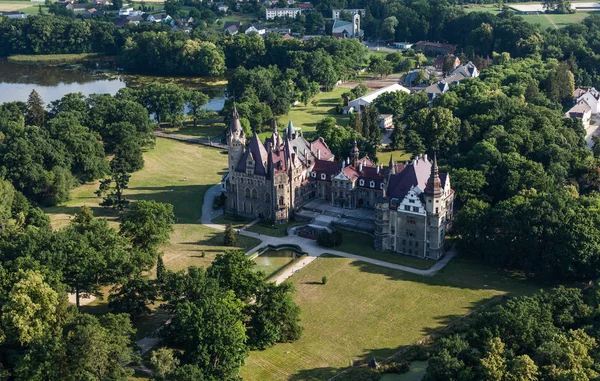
433 54 460 71
245 24 266 35
574 87 600 114
378 114 394 129
565 101 592 125
224 21 242 35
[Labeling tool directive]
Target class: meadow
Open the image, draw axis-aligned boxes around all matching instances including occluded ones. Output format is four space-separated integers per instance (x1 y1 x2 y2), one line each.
241 254 544 381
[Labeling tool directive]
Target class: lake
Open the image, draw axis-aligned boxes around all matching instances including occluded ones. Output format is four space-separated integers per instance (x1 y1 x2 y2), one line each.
0 59 226 111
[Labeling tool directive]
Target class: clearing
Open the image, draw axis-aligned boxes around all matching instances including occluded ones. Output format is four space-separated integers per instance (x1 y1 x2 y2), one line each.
240 255 544 381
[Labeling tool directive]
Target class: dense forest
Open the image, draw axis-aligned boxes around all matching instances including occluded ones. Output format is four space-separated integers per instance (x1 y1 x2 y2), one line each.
424 286 600 380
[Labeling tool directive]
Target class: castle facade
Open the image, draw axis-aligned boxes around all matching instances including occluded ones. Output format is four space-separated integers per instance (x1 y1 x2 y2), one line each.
224 109 454 259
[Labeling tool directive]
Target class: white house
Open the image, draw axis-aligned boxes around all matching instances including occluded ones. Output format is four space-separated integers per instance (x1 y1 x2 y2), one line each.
217 4 228 13
576 88 600 114
118 7 133 16
451 61 479 78
265 8 302 20
245 24 266 35
332 8 366 19
348 84 411 111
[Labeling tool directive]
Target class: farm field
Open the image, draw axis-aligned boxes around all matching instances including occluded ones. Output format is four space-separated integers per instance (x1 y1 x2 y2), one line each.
0 0 46 13
240 254 543 381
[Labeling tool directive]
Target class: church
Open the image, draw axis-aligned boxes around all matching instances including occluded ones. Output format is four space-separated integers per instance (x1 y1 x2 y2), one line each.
223 108 454 259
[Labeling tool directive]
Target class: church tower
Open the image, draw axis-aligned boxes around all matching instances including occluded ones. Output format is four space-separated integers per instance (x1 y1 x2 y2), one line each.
424 154 445 258
227 106 246 172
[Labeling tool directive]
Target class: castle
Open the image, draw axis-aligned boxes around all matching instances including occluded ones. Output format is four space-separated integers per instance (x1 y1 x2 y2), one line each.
224 108 454 259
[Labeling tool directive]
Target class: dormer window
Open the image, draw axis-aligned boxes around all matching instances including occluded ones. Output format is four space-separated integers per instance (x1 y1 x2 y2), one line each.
359 179 364 186
321 173 326 180
311 172 316 178
370 181 375 188
380 183 384 189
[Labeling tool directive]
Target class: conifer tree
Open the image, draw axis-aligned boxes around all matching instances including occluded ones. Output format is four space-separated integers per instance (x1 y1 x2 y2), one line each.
25 90 45 127
224 224 236 246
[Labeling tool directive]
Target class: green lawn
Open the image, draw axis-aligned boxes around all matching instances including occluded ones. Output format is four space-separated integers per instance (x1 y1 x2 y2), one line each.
8 53 105 64
161 119 226 140
377 149 412 164
259 88 350 141
212 213 254 229
247 220 302 237
45 138 261 271
0 1 48 14
335 229 434 270
240 255 544 381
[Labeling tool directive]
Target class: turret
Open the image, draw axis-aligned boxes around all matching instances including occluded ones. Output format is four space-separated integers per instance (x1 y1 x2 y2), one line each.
227 106 246 172
424 153 443 216
287 120 294 140
351 140 359 167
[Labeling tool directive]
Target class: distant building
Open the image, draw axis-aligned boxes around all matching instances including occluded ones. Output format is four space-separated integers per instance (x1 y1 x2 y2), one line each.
332 8 366 19
224 21 242 35
433 54 460 71
574 87 600 114
265 27 291 35
118 6 133 16
297 2 314 9
217 4 229 13
451 61 479 78
332 12 362 39
265 8 302 20
378 114 394 129
393 42 413 50
348 84 411 111
566 101 592 124
245 24 266 35
0 11 28 18
424 81 450 101
414 41 456 56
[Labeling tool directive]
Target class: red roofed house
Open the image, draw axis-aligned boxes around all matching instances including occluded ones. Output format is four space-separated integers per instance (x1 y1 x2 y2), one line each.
224 108 454 259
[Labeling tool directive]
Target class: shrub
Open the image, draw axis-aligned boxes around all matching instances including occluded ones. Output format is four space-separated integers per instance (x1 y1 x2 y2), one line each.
322 275 328 285
316 230 343 248
224 223 236 246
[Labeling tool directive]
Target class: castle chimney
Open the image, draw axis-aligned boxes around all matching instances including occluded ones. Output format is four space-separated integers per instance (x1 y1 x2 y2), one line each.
376 165 380 174
317 149 321 160
358 161 363 172
424 153 428 162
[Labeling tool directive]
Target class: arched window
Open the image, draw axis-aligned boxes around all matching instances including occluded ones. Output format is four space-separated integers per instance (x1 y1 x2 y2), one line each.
359 179 364 186
245 188 251 198
370 181 375 188
265 193 271 202
279 196 284 205
252 189 258 199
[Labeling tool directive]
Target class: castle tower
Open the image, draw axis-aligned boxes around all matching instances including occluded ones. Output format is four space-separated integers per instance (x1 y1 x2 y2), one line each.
227 106 246 173
423 154 445 258
351 140 359 167
286 119 294 140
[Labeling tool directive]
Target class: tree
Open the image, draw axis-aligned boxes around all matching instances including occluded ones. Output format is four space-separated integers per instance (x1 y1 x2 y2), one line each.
0 270 59 346
156 254 166 283
120 200 174 254
65 313 136 380
480 338 506 381
188 91 209 127
442 55 457 76
96 158 130 212
546 62 575 103
373 60 393 79
224 224 236 246
249 282 303 349
163 0 181 17
406 107 460 153
25 90 45 127
390 123 404 150
372 91 408 117
150 348 179 381
108 276 157 316
208 251 263 301
381 16 399 41
415 53 427 68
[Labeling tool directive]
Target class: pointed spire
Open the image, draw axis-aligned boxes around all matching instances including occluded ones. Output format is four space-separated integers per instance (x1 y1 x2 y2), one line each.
272 118 278 133
388 154 396 175
425 152 442 197
287 119 294 139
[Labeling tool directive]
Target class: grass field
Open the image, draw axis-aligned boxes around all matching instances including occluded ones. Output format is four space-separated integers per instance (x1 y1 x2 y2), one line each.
240 255 544 381
161 119 226 140
381 361 428 381
258 87 350 141
0 0 46 14
8 53 105 64
463 4 600 29
45 138 261 271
